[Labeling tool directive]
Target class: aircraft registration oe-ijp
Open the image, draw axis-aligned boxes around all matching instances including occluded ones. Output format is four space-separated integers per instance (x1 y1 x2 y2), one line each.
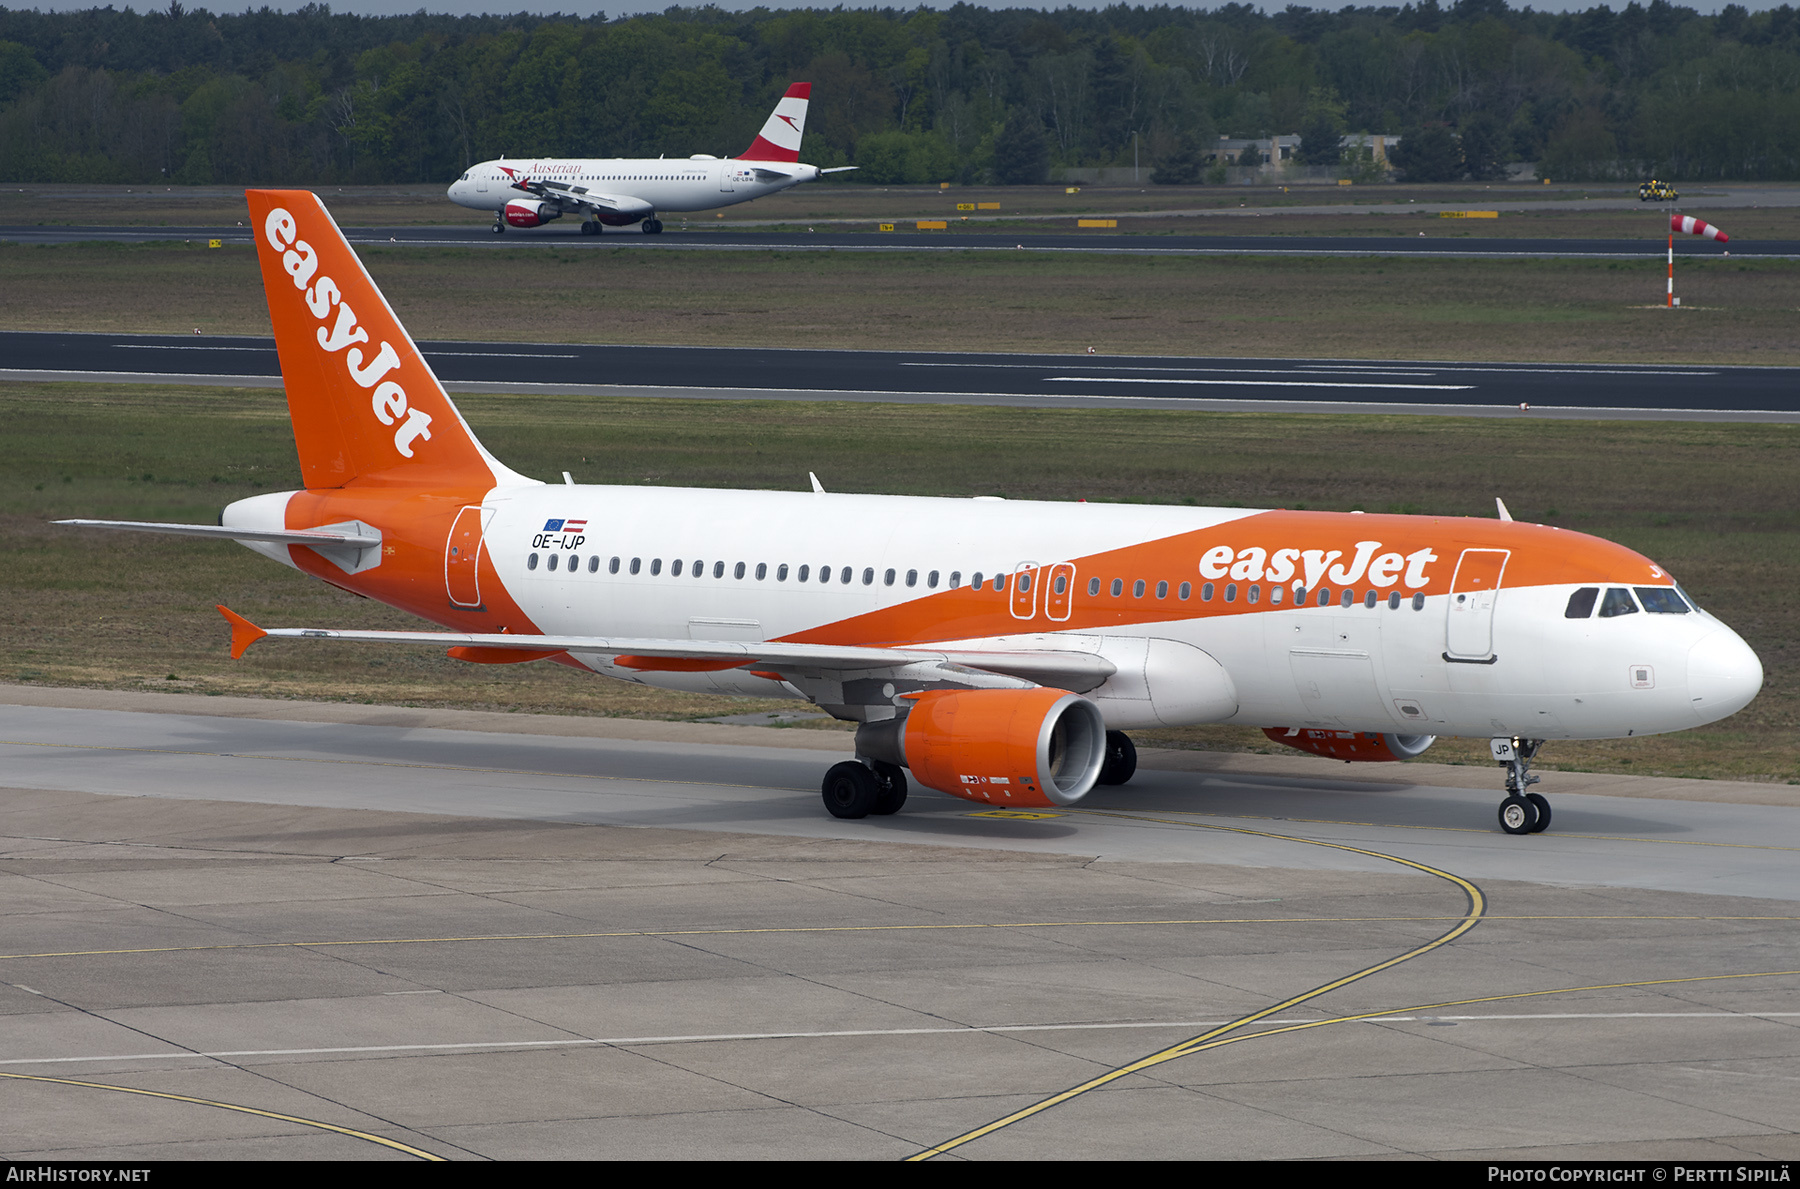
62 191 1764 836
445 82 852 235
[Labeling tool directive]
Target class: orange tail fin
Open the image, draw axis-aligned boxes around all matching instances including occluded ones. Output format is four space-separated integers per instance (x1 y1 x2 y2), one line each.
247 190 526 491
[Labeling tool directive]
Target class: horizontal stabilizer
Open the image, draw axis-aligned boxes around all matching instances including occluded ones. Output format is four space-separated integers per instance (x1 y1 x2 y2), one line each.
58 519 381 548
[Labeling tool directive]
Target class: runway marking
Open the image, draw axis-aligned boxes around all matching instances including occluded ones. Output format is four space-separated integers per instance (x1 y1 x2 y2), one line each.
901 361 1721 377
910 809 1487 1160
422 350 579 359
112 343 270 352
8 1007 1800 1069
1047 376 1476 391
5 915 1793 963
0 1072 444 1160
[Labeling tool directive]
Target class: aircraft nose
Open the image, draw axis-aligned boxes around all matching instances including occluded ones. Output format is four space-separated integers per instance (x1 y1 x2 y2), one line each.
1687 627 1763 723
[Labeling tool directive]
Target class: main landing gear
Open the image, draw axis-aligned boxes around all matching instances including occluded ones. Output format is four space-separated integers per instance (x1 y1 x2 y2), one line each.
821 759 907 819
579 220 603 235
641 217 664 235
1492 736 1551 835
1099 730 1137 785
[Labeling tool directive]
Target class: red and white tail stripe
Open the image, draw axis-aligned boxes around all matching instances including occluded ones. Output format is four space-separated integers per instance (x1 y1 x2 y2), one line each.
1672 214 1728 243
738 82 810 163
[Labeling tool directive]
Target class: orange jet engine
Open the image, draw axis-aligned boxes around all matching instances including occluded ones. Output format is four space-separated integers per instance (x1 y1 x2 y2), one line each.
858 688 1108 808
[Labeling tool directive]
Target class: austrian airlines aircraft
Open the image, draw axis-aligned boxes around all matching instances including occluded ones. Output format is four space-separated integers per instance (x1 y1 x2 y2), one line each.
446 83 852 235
63 192 1764 836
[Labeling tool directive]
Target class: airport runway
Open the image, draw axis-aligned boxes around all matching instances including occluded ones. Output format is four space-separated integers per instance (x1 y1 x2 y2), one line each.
3 222 1785 259
3 694 1799 1160
6 331 1797 422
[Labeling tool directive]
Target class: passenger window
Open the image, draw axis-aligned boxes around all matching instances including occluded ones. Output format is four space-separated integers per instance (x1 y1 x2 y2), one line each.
1599 587 1639 617
777 564 789 581
927 570 939 589
1179 582 1191 600
1155 580 1168 599
994 574 1007 593
1054 573 1067 595
884 568 895 586
588 556 600 573
1018 572 1031 593
1341 589 1354 608
906 569 918 587
1270 585 1283 606
735 562 747 579
1248 584 1260 604
862 568 874 586
1294 585 1307 604
950 571 962 589
568 554 579 570
650 558 661 576
1110 578 1123 597
547 554 559 572
1202 582 1214 601
528 553 539 571
755 563 767 580
1224 583 1237 603
1089 577 1101 596
1411 593 1425 610
1565 587 1599 619
972 572 985 590
839 566 852 584
609 556 620 574
1317 588 1332 606
798 565 809 582
1363 590 1376 608
1387 591 1400 609
714 561 725 578
1636 587 1691 614
671 559 684 577
629 557 641 575
1133 580 1146 598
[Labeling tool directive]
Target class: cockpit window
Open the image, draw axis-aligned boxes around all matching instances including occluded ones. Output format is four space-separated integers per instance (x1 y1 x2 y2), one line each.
1564 587 1599 619
1635 587 1691 614
1598 587 1639 617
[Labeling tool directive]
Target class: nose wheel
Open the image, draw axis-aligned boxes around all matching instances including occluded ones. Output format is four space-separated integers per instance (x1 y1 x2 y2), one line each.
1491 737 1551 834
491 216 505 235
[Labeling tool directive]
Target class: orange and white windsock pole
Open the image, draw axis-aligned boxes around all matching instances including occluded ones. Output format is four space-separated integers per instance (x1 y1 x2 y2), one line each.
1668 214 1729 308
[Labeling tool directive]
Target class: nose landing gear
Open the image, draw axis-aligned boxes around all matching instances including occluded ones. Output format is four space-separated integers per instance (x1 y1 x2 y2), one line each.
1491 737 1550 835
491 215 505 235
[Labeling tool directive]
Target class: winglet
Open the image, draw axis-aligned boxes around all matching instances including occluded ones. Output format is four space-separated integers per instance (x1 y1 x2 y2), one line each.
216 605 267 659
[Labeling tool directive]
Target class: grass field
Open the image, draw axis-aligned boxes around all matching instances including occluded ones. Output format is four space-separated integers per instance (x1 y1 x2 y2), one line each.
4 240 1795 364
4 382 1794 783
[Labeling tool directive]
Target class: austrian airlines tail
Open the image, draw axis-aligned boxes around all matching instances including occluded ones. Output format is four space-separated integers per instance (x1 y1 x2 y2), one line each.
60 190 1765 839
739 82 810 162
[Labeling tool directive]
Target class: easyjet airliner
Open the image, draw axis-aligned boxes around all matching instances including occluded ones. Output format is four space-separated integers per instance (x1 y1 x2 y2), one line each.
446 82 852 235
62 191 1764 835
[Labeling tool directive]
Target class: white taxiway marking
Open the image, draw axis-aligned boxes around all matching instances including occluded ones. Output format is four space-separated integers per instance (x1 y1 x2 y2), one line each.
7 1012 1799 1067
1047 376 1477 392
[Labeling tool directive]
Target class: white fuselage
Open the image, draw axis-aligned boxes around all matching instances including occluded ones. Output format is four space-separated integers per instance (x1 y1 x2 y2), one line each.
226 483 1764 743
447 157 819 219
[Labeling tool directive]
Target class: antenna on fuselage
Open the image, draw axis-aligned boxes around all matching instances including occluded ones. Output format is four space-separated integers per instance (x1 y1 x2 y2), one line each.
1496 497 1513 522
809 472 825 494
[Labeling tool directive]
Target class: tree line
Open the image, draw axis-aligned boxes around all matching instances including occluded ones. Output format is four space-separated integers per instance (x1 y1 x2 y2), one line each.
2 2 1798 186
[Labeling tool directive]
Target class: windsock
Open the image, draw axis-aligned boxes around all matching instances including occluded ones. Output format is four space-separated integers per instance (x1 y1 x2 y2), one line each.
1672 214 1728 243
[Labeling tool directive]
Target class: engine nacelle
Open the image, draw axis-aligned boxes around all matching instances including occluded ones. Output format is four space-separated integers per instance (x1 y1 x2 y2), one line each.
504 199 562 228
1262 728 1435 763
857 688 1107 808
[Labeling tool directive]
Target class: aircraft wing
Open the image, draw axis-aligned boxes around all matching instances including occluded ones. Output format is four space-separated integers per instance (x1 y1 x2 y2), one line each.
525 180 655 220
216 607 1115 692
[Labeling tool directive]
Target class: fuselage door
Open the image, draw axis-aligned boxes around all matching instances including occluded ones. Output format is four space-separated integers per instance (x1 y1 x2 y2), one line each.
1045 562 1076 622
719 166 734 193
1445 548 1509 661
1010 562 1039 620
477 171 488 193
445 505 486 608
